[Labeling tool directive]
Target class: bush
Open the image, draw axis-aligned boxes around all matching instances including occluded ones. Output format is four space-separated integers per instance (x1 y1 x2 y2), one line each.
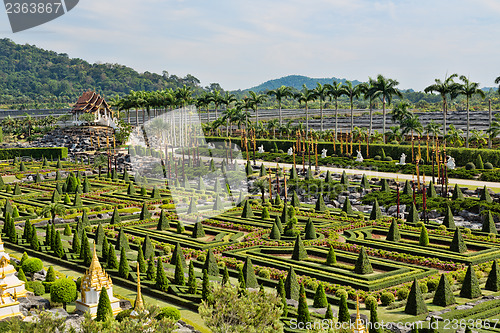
465 162 476 170
380 292 395 306
484 162 494 170
420 282 428 294
373 155 381 161
364 295 377 309
156 306 181 321
427 279 439 292
27 281 45 296
382 156 393 162
397 287 409 300
115 309 132 322
22 257 43 274
335 289 348 299
258 268 270 279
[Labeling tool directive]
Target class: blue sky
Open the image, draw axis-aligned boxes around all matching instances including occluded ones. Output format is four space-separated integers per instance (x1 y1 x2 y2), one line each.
1 0 499 91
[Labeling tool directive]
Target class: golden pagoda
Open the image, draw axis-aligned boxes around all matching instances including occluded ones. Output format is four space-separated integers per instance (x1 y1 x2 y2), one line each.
75 244 121 318
130 263 145 318
353 295 367 333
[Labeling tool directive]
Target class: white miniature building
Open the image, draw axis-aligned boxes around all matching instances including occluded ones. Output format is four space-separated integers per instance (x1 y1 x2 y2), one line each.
75 245 121 318
0 234 27 299
0 235 25 320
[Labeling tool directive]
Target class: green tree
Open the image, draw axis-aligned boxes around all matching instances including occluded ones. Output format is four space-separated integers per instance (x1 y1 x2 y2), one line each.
326 246 336 265
146 255 156 281
457 76 486 148
313 284 327 308
424 74 459 140
419 225 429 246
118 247 130 278
107 245 118 269
142 234 154 259
460 264 482 299
404 278 428 315
267 85 292 126
242 257 258 289
50 278 77 311
41 203 66 225
338 293 350 323
202 269 211 301
485 260 500 292
188 261 197 294
174 253 185 286
355 247 373 274
432 274 456 306
137 246 146 273
156 259 169 292
53 230 64 258
198 283 283 333
368 74 402 142
95 287 113 322
291 235 307 261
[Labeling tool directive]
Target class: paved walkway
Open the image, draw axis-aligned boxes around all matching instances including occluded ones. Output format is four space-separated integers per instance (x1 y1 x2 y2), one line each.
221 156 500 190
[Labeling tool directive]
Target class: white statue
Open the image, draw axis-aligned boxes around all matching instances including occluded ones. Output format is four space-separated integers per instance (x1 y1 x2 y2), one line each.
446 156 456 170
258 145 265 154
321 148 328 158
207 143 215 149
233 144 239 152
287 147 293 156
355 150 364 162
396 153 406 165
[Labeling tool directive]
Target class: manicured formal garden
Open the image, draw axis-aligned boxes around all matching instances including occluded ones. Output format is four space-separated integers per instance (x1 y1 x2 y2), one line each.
3 146 500 332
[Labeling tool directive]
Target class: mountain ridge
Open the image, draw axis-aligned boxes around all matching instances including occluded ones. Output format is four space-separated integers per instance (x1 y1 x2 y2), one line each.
243 74 363 92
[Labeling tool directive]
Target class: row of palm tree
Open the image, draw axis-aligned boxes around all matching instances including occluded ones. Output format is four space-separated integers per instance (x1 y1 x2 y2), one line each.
111 74 500 147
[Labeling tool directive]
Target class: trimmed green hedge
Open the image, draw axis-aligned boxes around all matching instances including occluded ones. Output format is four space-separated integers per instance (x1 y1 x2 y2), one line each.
206 137 500 168
0 147 68 160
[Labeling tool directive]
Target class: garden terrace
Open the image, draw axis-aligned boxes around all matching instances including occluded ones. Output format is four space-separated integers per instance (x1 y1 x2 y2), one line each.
117 222 245 252
223 246 436 291
344 227 500 265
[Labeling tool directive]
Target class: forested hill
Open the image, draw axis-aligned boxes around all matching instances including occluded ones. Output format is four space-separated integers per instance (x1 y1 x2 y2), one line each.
245 75 363 92
0 38 204 106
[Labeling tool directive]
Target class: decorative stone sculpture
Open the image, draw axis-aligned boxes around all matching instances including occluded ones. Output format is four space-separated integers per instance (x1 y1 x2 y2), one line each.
287 147 293 156
258 145 265 154
446 156 456 170
355 150 363 162
321 148 328 158
396 153 406 165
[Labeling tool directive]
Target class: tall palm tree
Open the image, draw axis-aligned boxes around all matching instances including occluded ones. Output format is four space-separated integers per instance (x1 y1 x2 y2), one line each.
401 114 423 142
424 120 442 146
266 118 280 138
457 76 486 148
314 83 330 132
360 77 376 134
327 81 344 140
487 113 500 144
221 107 237 136
424 74 459 140
222 92 237 111
196 94 211 122
267 86 292 126
294 85 317 136
175 85 194 107
93 154 108 176
391 101 412 126
248 91 267 124
367 75 402 142
208 90 223 120
340 80 362 134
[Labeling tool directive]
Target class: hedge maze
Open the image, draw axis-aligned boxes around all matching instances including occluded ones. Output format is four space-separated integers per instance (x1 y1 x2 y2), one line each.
3 150 500 331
